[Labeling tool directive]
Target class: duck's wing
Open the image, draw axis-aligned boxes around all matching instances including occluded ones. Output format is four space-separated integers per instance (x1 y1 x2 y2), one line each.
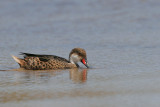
20 52 70 62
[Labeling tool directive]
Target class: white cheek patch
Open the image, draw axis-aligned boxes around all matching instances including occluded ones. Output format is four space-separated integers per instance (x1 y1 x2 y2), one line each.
70 54 80 64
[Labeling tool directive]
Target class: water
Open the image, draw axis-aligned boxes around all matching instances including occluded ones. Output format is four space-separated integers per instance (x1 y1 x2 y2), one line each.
1 0 160 106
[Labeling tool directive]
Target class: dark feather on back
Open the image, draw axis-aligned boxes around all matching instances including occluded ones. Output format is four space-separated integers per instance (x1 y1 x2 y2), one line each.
20 52 70 62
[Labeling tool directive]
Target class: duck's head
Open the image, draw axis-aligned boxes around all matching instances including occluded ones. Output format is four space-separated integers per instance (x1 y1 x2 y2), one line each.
69 48 89 68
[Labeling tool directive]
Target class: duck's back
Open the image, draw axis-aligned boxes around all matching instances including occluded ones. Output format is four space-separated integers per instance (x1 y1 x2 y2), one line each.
17 53 76 70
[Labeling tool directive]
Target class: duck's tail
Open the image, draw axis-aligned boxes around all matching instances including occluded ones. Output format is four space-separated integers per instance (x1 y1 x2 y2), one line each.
12 55 24 67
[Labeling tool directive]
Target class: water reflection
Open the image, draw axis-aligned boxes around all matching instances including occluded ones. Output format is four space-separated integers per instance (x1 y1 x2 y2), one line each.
9 68 88 84
69 68 88 83
0 68 89 103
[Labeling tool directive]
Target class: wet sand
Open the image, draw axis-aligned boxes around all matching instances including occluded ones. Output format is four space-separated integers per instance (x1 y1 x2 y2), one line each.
1 0 160 107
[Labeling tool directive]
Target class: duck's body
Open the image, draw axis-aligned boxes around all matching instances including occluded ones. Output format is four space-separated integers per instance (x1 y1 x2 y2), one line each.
12 48 89 70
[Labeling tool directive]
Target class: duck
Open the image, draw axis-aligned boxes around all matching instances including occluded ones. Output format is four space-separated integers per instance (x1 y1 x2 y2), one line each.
12 48 89 70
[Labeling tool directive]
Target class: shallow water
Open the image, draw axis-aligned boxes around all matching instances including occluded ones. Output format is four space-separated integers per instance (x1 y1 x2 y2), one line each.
1 0 160 106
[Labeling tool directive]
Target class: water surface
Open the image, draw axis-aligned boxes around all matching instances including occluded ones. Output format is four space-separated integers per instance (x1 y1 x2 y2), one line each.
1 0 160 107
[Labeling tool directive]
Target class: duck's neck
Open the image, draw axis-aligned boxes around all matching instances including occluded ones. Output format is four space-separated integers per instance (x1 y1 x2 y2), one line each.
69 54 80 67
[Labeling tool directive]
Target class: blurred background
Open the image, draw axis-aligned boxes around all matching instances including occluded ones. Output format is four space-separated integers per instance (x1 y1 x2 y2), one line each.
1 0 160 107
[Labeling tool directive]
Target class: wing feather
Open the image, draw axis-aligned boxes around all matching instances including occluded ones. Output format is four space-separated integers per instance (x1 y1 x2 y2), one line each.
20 52 70 62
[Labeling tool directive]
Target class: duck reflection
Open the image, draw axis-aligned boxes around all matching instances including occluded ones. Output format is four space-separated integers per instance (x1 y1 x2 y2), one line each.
10 68 68 84
10 68 88 84
69 68 88 83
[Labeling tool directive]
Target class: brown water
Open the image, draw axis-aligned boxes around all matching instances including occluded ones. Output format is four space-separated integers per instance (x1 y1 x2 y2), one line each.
1 0 160 107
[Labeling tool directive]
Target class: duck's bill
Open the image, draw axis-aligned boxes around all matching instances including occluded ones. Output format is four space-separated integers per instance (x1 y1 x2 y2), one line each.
85 62 89 68
81 59 89 68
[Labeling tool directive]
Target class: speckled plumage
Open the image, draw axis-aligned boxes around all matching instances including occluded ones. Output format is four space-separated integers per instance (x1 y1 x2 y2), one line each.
12 48 89 70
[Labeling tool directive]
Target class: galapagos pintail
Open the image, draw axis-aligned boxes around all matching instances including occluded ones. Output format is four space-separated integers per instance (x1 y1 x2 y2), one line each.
12 48 89 70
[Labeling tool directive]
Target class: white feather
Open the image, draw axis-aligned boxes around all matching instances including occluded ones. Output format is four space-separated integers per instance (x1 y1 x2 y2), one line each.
70 54 80 64
12 55 21 64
